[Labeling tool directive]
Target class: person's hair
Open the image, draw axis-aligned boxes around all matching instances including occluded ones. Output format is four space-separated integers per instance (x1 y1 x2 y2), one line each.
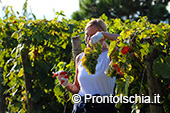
85 19 108 48
85 19 107 32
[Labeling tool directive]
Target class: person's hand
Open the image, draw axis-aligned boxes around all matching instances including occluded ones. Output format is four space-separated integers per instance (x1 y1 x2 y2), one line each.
90 32 104 46
52 70 69 87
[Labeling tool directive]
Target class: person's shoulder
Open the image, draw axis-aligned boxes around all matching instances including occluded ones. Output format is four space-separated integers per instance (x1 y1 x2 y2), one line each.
75 52 84 63
76 52 84 60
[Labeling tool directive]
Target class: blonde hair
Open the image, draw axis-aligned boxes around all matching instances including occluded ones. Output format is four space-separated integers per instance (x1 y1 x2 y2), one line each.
85 19 108 48
85 19 107 32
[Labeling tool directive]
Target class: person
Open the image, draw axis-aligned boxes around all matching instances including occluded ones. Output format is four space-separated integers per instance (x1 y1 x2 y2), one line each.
55 19 119 113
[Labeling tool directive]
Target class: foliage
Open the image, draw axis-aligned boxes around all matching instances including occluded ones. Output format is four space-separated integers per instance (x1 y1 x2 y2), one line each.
72 0 170 24
103 15 170 112
0 7 87 112
1 5 170 113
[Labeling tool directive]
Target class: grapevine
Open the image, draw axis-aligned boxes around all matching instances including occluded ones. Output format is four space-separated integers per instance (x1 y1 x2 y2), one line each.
1 6 170 113
81 43 102 74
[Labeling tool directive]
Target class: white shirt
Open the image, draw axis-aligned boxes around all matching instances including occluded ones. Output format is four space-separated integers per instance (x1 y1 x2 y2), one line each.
78 50 116 96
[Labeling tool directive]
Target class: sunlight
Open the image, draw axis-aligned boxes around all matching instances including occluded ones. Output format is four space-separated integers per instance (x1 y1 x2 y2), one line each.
0 0 79 20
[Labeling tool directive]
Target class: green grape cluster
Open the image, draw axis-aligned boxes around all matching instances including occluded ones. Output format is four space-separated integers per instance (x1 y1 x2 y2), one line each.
81 43 102 75
104 61 117 78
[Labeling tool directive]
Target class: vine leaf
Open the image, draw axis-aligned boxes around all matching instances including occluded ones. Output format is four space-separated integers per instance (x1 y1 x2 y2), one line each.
153 56 170 79
108 41 117 57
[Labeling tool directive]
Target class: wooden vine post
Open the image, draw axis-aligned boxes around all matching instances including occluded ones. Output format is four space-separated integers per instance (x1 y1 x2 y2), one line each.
0 67 6 113
21 48 34 113
71 36 82 60
145 48 163 113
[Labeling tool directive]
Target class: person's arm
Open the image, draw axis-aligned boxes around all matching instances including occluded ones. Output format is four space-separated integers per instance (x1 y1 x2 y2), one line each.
65 54 81 94
90 32 120 46
100 32 119 58
101 32 120 41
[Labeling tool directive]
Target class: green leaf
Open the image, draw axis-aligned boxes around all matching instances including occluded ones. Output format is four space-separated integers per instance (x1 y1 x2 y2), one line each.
31 87 41 103
53 85 65 103
115 79 125 95
154 36 162 45
163 97 170 113
108 41 117 57
165 56 170 66
124 75 131 95
36 61 50 77
100 13 108 21
120 30 127 40
57 62 67 70
17 68 23 77
140 42 149 57
138 32 147 40
155 26 164 35
68 24 76 33
153 63 170 78
33 34 43 43
114 18 122 29
162 78 170 85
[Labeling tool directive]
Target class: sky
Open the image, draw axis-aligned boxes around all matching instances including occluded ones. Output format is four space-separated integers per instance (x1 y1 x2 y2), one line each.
0 0 80 20
0 0 170 21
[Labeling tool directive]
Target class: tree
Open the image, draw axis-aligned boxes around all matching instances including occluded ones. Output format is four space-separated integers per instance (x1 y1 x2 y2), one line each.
72 0 170 24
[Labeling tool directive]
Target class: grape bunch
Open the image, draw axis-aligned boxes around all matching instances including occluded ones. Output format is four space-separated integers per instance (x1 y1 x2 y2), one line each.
81 43 102 75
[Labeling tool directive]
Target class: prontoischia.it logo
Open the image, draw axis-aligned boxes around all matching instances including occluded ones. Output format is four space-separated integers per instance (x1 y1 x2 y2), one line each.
72 94 160 104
